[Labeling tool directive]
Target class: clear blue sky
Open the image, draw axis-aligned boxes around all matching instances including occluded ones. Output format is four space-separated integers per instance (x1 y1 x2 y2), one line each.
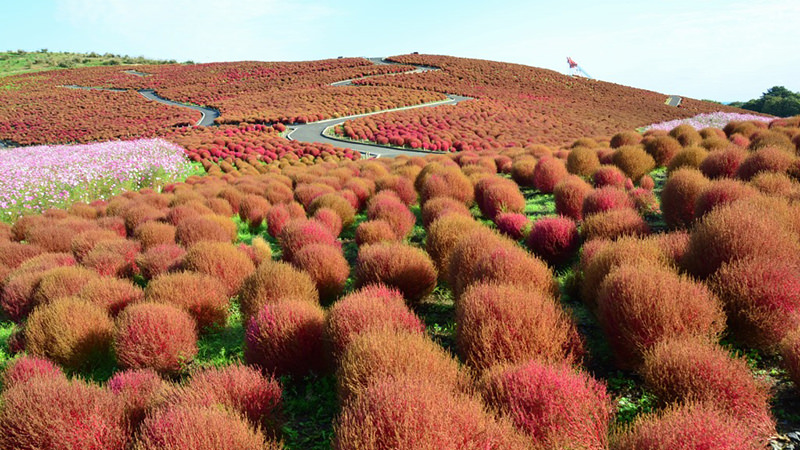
3 0 799 102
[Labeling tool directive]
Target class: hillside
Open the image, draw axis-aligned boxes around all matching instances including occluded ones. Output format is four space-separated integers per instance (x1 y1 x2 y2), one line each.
0 50 180 77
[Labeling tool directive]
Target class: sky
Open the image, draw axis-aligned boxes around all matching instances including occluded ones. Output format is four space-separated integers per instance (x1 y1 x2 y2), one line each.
3 0 799 102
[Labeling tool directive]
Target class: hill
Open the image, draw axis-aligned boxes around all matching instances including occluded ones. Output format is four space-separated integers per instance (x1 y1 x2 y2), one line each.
0 49 181 77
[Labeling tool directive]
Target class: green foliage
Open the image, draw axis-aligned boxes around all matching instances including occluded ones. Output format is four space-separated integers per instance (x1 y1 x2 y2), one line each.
0 50 182 77
740 86 800 117
282 374 338 450
195 301 246 368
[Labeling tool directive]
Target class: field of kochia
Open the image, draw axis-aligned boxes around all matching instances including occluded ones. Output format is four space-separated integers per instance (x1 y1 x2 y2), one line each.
0 53 799 450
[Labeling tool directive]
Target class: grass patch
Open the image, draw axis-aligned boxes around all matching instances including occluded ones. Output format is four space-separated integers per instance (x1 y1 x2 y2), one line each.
195 301 246 368
282 374 338 450
0 50 183 77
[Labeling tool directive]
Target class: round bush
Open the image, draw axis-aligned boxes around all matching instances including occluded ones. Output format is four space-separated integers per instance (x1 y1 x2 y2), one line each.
582 186 634 217
526 216 580 266
238 261 319 323
736 146 795 180
83 239 141 277
421 196 472 228
494 212 531 241
291 244 349 302
238 194 271 229
183 241 256 297
643 135 682 167
425 215 482 279
356 242 437 304
279 219 339 262
611 131 642 149
325 284 425 356
266 204 292 238
639 174 655 190
699 147 748 179
312 207 343 237
750 171 798 197
145 272 228 331
612 146 655 182
0 241 44 269
694 179 758 219
176 215 237 247
581 209 649 241
0 355 64 390
133 221 176 250
4 251 75 279
456 282 584 371
114 302 198 375
669 124 703 147
366 193 416 239
354 219 398 246
26 297 114 371
245 299 327 377
375 174 417 206
0 377 129 450
596 264 725 368
1 271 45 323
592 165 628 188
660 168 710 229
71 229 123 262
135 243 186 279
511 157 537 187
566 146 601 176
780 327 800 392
481 360 613 450
532 157 569 194
554 175 593 221
108 368 170 427
417 164 475 206
475 177 526 221
309 193 356 229
666 146 709 173
642 337 774 440
78 277 144 316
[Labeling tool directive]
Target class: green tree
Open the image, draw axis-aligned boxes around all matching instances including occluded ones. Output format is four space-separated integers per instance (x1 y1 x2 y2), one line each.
741 86 800 117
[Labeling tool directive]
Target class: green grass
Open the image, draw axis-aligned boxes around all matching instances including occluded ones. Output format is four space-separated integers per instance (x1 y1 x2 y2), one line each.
281 374 338 450
195 301 246 368
0 50 183 77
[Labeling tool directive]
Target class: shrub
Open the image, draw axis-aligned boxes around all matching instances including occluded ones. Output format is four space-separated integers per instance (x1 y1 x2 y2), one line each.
0 355 64 390
611 402 762 450
182 241 255 297
26 297 114 370
511 157 537 187
308 193 356 230
581 209 649 241
266 204 291 238
0 241 44 269
736 146 795 180
643 135 683 167
456 282 584 371
425 215 481 279
1 271 45 322
32 265 100 306
418 165 475 206
420 196 472 228
526 216 580 266
133 221 176 250
107 368 170 427
750 171 798 197
25 220 97 253
532 157 569 193
4 251 75 279
245 299 327 377
667 147 709 176
641 337 774 440
699 147 748 178
71 229 123 262
682 199 800 279
669 123 703 147
334 376 530 450
596 264 725 368
122 204 165 235
582 186 634 217
114 302 197 375
83 239 141 277
639 174 655 190
780 327 800 391
566 146 601 176
481 360 613 450
653 230 690 266
279 219 339 262
354 219 397 246
176 215 236 247
238 261 319 322
710 256 800 348
694 179 759 219
135 243 186 279
366 193 416 239
629 188 660 214
238 194 271 229
337 329 467 402
612 146 655 182
325 284 425 356
660 168 710 229
356 242 437 304
133 405 278 450
554 175 593 220
474 177 526 221
0 377 129 450
145 272 228 331
494 212 531 240
611 131 642 148
78 277 144 316
313 207 343 237
375 174 417 205
291 244 349 302
177 364 283 432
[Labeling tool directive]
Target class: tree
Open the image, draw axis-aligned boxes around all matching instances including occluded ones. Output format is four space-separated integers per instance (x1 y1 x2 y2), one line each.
741 86 800 117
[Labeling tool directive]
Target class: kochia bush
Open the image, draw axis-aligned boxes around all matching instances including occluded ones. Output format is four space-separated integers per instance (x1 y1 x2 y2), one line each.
182 241 256 297
291 243 349 302
356 242 438 304
145 271 229 331
526 216 580 267
554 175 593 220
660 168 709 229
238 260 319 322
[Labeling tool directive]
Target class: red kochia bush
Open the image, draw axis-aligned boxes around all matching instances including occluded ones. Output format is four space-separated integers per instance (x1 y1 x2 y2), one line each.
475 176 526 220
1 271 45 322
238 194 271 229
481 360 613 450
309 193 356 229
660 168 710 229
0 377 129 450
375 174 417 205
590 166 626 190
279 219 339 262
334 376 530 450
595 264 725 368
456 282 584 371
641 337 774 441
582 186 635 217
114 302 198 375
133 221 176 250
526 216 580 266
135 243 186 279
84 239 142 277
580 209 650 241
145 272 229 331
176 214 237 247
325 284 425 356
0 355 64 390
0 241 44 268
245 299 327 377
238 261 319 322
182 242 256 297
554 175 593 220
107 368 170 427
693 179 759 219
781 327 800 390
611 402 762 450
313 207 343 237
532 157 569 193
699 146 748 179
25 297 114 371
366 191 416 239
494 212 531 240
710 256 800 348
354 219 398 246
179 364 283 432
417 164 475 205
736 146 795 180
78 277 144 316
291 244 349 302
356 242 437 304
421 196 472 227
71 229 123 262
134 405 279 450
